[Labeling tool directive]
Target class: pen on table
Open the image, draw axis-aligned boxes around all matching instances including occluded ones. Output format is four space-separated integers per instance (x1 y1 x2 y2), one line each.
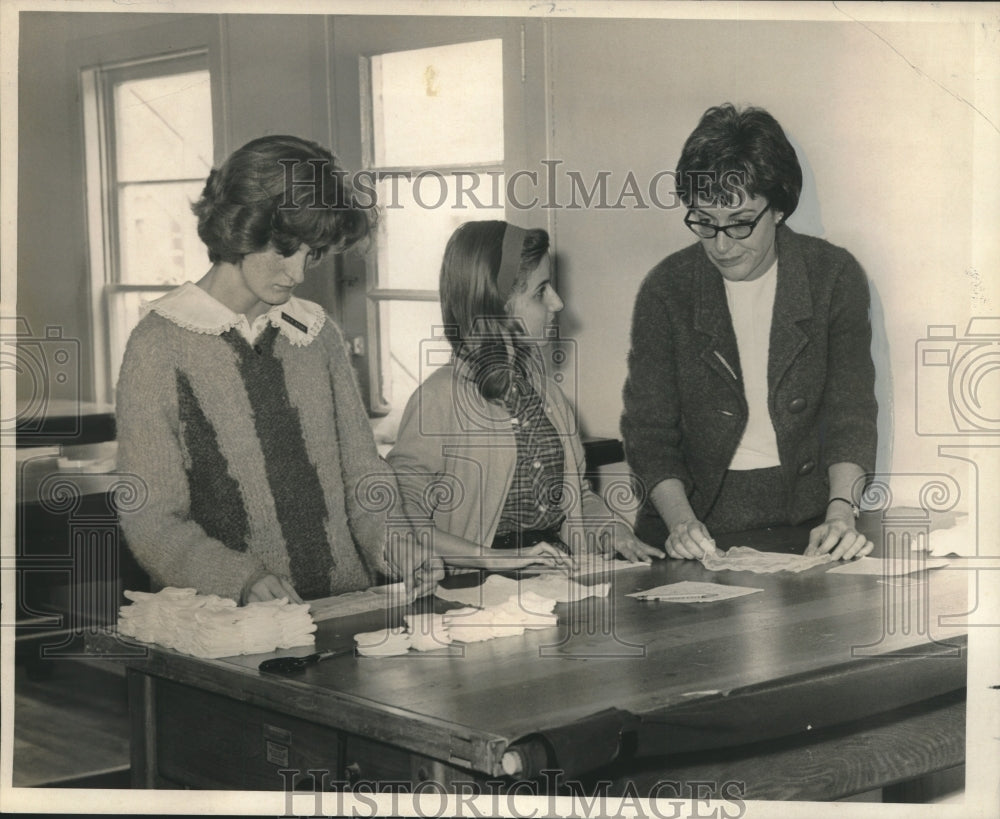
637 593 723 601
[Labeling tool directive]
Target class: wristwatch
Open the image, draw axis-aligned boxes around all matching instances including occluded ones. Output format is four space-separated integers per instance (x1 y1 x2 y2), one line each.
827 496 860 519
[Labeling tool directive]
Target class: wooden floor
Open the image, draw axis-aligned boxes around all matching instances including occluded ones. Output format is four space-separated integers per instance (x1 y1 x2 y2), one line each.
12 656 131 788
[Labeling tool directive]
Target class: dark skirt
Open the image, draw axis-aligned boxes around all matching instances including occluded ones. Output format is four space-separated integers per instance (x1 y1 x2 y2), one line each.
635 466 790 545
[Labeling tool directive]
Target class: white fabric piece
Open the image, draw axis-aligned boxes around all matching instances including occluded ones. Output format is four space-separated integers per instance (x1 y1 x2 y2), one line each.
117 587 316 659
435 573 609 608
699 546 833 574
354 627 411 656
404 613 454 651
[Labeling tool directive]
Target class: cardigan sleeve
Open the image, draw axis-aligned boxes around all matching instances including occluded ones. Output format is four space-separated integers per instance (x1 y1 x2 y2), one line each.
115 319 265 602
620 268 694 496
820 254 878 474
321 321 400 582
385 379 451 525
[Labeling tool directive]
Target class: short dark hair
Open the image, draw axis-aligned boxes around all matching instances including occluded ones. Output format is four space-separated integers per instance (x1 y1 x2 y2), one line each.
192 135 374 263
675 104 802 217
439 220 550 401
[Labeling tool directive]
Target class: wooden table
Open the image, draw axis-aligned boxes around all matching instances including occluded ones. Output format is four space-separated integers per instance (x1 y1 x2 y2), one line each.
92 524 969 801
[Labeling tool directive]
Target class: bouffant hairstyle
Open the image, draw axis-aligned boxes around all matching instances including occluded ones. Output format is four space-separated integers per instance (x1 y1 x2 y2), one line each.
440 221 549 402
675 104 802 217
192 135 374 263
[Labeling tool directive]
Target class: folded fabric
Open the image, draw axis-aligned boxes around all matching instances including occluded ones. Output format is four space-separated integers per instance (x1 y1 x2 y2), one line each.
435 573 609 608
355 593 560 656
699 546 833 574
354 627 411 656
117 587 316 659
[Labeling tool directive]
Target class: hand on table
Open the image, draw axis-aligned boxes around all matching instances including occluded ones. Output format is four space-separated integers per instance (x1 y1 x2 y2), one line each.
664 519 721 560
243 573 303 605
519 541 579 574
805 517 873 561
404 555 446 602
601 524 666 563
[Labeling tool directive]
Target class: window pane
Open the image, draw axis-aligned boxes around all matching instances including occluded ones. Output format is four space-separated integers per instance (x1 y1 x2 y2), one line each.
115 70 213 181
118 181 206 285
377 299 445 412
371 40 503 167
375 174 504 290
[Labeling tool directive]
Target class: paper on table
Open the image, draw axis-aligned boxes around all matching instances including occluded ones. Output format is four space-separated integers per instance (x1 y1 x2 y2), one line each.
436 573 609 608
927 517 975 557
627 580 762 602
826 556 950 576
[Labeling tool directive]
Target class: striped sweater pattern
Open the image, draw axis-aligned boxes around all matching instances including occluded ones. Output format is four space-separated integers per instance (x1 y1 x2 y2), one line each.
116 310 394 602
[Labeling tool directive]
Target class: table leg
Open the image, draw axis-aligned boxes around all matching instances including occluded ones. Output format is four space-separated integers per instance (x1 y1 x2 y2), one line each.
127 669 157 788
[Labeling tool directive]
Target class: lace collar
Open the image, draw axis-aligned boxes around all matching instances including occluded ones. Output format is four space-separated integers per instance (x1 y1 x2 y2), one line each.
143 282 325 347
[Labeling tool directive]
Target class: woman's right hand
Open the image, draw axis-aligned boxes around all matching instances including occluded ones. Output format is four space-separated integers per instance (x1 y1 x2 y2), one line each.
665 520 719 560
242 573 304 605
519 541 579 574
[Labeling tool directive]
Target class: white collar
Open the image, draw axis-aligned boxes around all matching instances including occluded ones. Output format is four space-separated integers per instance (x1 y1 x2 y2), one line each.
143 282 325 347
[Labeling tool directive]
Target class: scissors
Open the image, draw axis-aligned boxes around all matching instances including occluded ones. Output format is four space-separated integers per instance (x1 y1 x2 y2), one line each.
258 646 353 675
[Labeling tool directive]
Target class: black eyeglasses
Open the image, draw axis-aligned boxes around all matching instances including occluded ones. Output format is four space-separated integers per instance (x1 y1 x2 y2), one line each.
684 204 771 240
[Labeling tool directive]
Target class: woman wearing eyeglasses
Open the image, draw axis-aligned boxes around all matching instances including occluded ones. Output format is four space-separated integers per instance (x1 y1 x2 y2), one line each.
621 103 877 562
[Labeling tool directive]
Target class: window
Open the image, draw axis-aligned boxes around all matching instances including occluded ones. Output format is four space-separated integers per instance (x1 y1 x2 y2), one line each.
361 38 507 418
82 52 213 400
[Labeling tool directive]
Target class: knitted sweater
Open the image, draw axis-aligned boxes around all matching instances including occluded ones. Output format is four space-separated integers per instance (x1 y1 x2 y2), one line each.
116 284 396 602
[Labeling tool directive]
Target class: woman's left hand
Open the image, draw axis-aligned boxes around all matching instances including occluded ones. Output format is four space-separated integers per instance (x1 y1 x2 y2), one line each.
593 523 666 563
805 517 873 561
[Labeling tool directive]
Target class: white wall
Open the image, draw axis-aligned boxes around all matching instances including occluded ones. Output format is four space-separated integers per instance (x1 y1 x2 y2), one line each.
546 17 997 505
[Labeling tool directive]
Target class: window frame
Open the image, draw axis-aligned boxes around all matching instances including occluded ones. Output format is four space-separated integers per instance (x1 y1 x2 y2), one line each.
333 18 538 417
81 49 212 403
358 40 507 415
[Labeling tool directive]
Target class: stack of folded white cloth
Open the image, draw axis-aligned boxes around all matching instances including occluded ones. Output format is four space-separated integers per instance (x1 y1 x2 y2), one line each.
444 591 559 642
117 587 316 659
354 592 560 656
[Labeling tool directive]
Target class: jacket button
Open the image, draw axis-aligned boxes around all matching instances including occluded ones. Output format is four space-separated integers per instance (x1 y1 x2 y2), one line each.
798 460 815 476
788 397 807 413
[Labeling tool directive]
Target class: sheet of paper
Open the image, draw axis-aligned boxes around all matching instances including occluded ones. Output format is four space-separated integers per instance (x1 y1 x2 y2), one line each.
700 546 833 574
825 556 950 576
435 573 608 608
627 580 762 602
927 517 975 557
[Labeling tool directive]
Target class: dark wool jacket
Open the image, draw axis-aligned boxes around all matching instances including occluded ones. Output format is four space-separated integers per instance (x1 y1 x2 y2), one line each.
621 226 877 532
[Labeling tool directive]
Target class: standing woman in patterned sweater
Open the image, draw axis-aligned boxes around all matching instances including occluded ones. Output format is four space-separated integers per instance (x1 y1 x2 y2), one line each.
116 135 429 605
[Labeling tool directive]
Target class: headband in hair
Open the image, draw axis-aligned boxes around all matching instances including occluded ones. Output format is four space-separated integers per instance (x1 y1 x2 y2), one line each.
496 224 527 299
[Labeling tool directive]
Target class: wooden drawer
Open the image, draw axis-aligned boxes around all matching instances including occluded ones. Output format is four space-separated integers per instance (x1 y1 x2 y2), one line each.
155 677 341 790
